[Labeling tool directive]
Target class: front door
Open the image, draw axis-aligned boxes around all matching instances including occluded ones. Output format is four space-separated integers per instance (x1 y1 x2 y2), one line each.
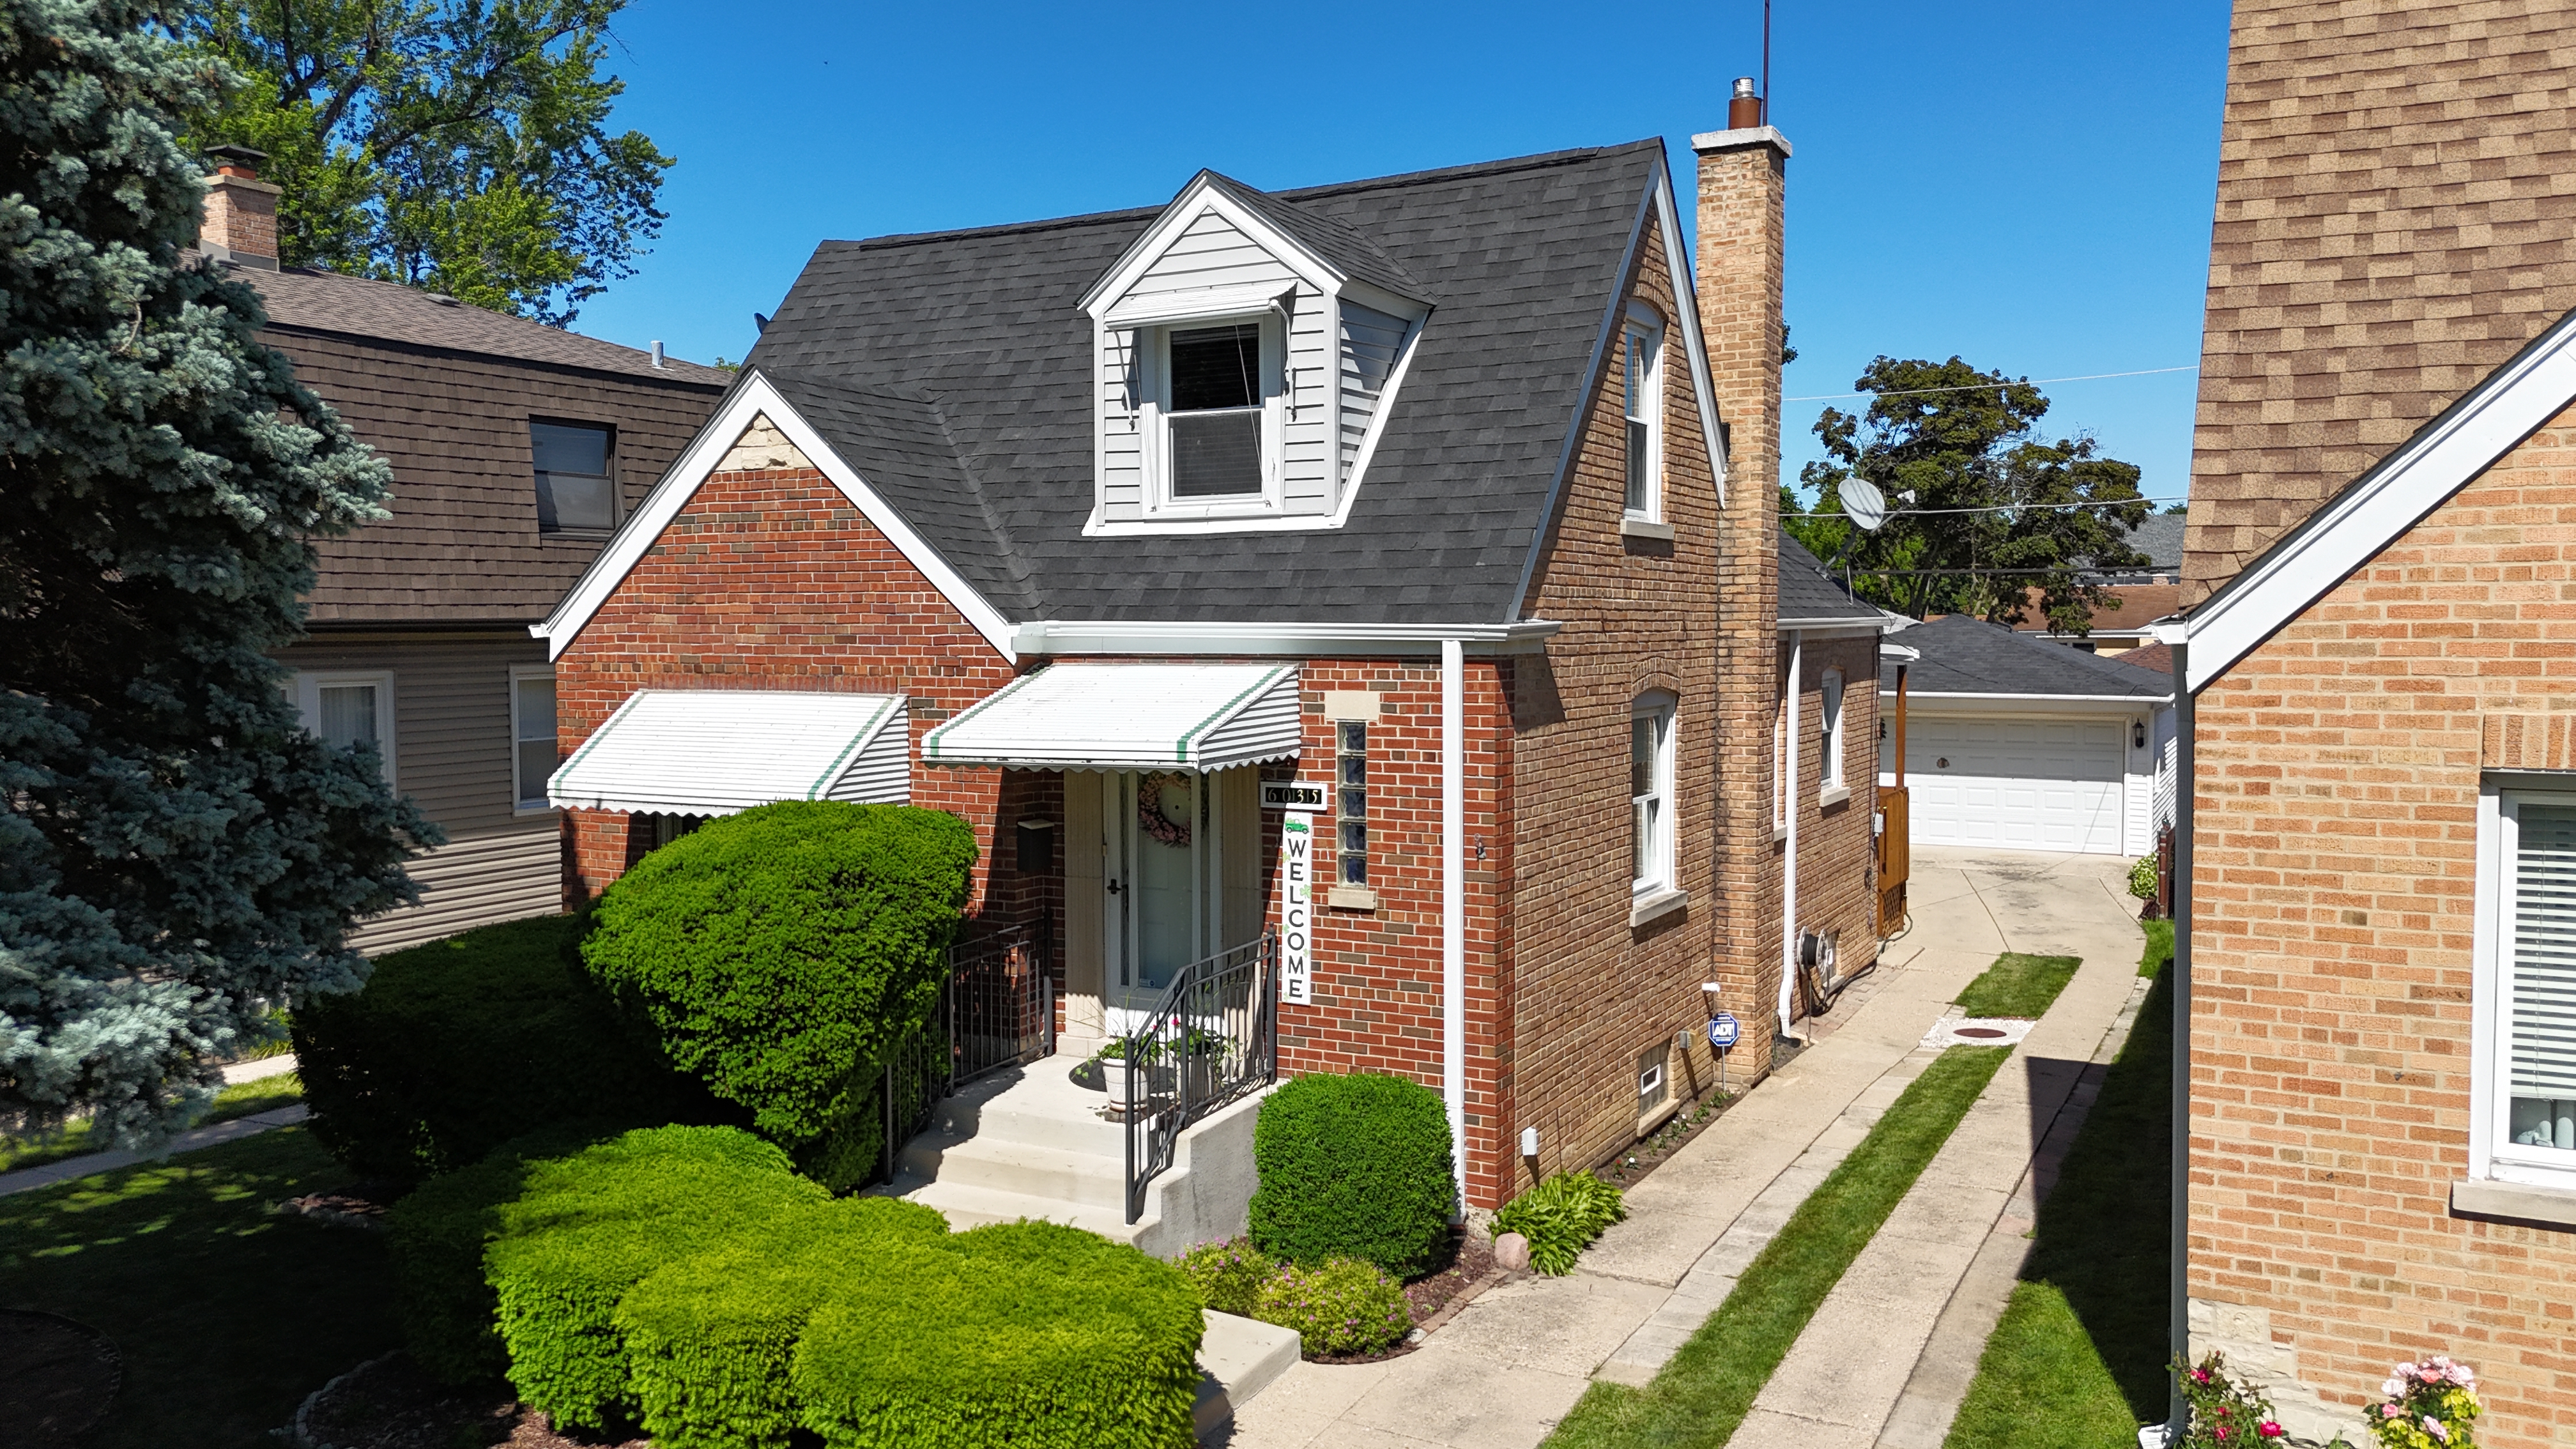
1101 769 1226 1034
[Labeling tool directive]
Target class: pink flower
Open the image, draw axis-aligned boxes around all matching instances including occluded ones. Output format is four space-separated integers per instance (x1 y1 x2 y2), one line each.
2195 1368 2212 1384
2425 1417 2448 1442
2214 1428 2228 1441
2383 1404 2404 1419
2260 1423 2284 1439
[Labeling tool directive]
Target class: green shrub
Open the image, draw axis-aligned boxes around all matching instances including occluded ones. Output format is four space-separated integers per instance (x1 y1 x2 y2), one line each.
791 1220 1204 1448
1249 1071 1454 1276
2129 854 2161 901
293 913 718 1185
615 1197 951 1449
383 1120 631 1384
1254 1257 1413 1358
1493 1170 1626 1276
1174 1237 1276 1317
487 1126 829 1429
579 801 979 1191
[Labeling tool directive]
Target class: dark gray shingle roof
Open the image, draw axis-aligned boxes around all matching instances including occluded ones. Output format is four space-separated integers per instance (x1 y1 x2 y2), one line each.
1880 614 2172 699
741 142 1664 624
1779 535 1887 627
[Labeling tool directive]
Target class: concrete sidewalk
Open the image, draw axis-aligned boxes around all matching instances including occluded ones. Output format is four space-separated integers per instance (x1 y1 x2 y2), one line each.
1218 847 2146 1449
0 1054 306 1198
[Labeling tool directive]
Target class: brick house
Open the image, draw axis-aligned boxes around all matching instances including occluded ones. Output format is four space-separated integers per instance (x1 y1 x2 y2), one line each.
2160 6 2576 1443
533 118 1885 1223
194 147 728 953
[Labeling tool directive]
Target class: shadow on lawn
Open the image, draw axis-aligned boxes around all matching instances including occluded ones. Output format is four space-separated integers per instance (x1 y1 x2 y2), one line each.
0 1126 401 1449
2021 965 2175 1422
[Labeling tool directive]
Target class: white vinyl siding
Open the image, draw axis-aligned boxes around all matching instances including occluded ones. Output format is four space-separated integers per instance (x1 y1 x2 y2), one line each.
1124 209 1300 298
1100 325 1146 518
1339 300 1409 487
278 635 564 956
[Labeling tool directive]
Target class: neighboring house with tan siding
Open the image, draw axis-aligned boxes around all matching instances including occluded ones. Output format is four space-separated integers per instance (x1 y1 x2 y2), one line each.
195 148 728 954
2159 7 2576 1444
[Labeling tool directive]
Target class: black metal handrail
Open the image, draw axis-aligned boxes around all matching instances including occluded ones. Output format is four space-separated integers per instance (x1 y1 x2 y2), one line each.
1119 931 1278 1223
878 921 1055 1186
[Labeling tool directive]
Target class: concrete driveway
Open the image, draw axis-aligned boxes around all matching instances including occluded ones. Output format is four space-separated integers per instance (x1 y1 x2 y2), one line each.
1892 845 2147 979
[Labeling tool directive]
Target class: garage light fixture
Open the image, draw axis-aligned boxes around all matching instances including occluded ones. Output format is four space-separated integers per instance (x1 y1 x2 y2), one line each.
2133 720 2148 749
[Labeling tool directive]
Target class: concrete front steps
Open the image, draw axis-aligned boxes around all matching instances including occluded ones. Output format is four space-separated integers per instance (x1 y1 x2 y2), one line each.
883 1050 1268 1260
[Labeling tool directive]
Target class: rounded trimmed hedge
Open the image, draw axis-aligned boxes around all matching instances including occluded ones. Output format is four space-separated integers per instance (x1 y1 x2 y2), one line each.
579 801 979 1190
1248 1071 1455 1276
294 913 716 1185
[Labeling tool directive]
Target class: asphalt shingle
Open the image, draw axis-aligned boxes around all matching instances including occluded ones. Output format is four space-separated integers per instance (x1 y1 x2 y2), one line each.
1880 614 2172 700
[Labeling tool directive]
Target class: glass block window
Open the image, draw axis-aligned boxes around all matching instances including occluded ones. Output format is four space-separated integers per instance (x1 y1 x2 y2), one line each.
1338 721 1367 885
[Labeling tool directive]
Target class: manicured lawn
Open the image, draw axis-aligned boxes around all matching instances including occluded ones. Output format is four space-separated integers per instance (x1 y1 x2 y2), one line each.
1942 947 2174 1448
1545 1045 2014 1449
0 1073 307 1174
1954 953 2083 1019
0 1125 399 1449
2140 917 2174 976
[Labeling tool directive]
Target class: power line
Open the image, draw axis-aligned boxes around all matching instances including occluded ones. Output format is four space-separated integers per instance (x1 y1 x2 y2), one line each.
1784 365 2200 404
1790 497 2178 519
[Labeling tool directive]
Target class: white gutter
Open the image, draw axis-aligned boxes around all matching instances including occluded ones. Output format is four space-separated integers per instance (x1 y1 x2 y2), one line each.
1015 619 1560 657
1779 630 1802 1039
1441 637 1467 1210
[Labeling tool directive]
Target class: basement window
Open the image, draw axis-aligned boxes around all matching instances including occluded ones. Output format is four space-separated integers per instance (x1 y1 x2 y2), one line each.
533 420 615 534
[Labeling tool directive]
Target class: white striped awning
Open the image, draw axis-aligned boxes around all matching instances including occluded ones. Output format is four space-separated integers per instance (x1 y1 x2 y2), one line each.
549 690 909 815
922 664 1301 771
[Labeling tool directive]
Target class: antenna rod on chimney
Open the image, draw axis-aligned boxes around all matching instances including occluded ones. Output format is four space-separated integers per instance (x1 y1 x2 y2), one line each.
1763 0 1772 125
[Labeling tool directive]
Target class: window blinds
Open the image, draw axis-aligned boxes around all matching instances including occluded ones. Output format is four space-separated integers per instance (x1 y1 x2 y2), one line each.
2510 802 2576 1151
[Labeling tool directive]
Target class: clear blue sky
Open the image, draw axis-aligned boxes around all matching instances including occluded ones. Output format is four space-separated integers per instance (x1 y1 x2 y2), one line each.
573 0 2231 505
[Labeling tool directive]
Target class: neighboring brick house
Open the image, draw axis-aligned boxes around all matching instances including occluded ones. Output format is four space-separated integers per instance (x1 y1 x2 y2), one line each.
533 123 1884 1216
194 148 728 953
2159 6 2576 1443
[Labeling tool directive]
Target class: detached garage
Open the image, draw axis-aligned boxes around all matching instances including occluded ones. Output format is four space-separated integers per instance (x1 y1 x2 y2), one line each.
1876 615 2174 857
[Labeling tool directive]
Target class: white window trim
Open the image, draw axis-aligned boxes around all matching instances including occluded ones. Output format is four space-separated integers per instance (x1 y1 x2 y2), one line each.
2472 779 2576 1193
1632 692 1678 899
1137 312 1289 520
509 664 558 816
1820 668 1848 797
295 669 397 786
1623 305 1667 523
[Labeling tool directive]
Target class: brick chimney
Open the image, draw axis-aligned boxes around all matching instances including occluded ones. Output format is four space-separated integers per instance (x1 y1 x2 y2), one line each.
199 144 279 270
1696 85 1792 1071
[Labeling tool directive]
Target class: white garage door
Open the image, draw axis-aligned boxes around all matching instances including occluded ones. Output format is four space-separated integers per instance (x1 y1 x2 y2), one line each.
1894 716 2126 854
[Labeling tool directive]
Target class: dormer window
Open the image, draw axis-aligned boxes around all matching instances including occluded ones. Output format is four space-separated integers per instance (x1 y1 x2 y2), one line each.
1167 323 1266 498
1624 310 1666 521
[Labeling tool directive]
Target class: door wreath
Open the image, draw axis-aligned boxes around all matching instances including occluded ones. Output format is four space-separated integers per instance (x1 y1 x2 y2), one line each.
1137 772 1193 848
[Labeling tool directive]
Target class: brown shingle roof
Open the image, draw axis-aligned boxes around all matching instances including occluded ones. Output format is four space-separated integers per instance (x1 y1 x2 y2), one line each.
2182 0 2576 602
231 261 732 385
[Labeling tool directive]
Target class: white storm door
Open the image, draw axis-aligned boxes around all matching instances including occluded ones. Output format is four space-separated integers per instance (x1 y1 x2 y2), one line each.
1902 716 2126 855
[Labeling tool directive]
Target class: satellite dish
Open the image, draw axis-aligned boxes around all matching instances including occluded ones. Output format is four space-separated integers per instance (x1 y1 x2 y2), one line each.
1842 477 1889 532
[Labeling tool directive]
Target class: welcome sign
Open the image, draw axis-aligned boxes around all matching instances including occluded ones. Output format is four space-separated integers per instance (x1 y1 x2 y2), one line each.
1280 811 1314 1004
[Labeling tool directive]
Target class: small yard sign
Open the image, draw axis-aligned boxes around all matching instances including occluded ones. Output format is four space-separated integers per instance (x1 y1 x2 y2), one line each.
1261 781 1327 810
1280 811 1314 1004
1708 1012 1740 1050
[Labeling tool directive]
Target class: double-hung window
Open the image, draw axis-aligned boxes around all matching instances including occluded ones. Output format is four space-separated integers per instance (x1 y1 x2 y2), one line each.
511 666 558 812
533 420 615 534
2481 787 2576 1189
1820 669 1846 795
1623 312 1665 519
1163 323 1271 503
296 670 396 785
1632 694 1676 896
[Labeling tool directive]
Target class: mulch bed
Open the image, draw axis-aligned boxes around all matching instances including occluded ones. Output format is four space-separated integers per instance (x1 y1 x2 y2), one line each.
1595 1084 1744 1191
275 1181 401 1232
293 1354 648 1449
1403 1227 1497 1325
0 1310 121 1449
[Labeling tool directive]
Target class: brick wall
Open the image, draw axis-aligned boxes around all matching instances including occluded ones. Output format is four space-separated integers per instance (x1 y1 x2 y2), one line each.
2189 403 2576 1445
1699 128 1791 1077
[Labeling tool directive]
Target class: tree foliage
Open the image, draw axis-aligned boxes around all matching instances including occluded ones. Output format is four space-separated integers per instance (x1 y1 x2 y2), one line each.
0 0 430 1145
175 0 671 325
1786 356 2152 631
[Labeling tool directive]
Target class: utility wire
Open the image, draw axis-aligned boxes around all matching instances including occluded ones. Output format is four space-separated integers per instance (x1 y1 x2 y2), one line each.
1784 365 2200 404
1790 498 2179 519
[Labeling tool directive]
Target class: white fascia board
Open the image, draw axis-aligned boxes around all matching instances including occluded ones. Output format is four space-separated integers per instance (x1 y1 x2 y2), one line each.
1080 178 1347 316
2177 303 2576 693
1015 618 1561 657
1648 151 1728 510
530 372 1018 664
1101 281 1298 330
1872 690 2170 714
1777 617 1888 637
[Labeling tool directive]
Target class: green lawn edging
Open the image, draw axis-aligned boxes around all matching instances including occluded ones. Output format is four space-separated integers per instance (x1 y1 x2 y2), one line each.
1954 953 2082 1019
1941 935 2174 1448
1544 1044 2015 1449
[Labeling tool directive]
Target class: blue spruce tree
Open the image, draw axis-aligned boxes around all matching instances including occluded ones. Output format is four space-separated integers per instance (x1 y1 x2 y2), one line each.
0 0 432 1145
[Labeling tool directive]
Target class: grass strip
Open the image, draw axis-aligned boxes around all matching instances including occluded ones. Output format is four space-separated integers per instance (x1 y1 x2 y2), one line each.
2140 917 2174 977
0 1072 306 1174
1545 1044 2014 1449
1954 953 2082 1019
1942 942 2174 1448
0 1125 400 1449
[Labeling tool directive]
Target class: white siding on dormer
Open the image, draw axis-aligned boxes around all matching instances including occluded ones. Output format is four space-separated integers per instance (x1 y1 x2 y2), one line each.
1100 325 1144 520
1279 284 1332 513
1126 210 1301 298
1339 301 1409 486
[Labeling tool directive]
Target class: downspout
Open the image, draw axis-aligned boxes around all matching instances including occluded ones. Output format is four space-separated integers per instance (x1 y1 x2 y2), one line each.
1442 638 1466 1210
1779 629 1802 1039
2164 632 2194 1436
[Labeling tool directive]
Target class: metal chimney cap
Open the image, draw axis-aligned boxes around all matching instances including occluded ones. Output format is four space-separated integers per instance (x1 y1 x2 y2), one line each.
1731 77 1758 100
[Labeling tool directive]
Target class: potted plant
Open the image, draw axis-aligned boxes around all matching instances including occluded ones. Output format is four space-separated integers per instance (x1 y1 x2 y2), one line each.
1095 1037 1151 1109
1179 1027 1230 1101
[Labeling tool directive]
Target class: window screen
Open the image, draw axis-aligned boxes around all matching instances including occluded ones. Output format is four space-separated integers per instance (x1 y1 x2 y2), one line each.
1624 326 1660 516
1338 722 1367 884
2510 802 2576 1152
533 420 615 533
1168 325 1262 498
514 674 557 809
